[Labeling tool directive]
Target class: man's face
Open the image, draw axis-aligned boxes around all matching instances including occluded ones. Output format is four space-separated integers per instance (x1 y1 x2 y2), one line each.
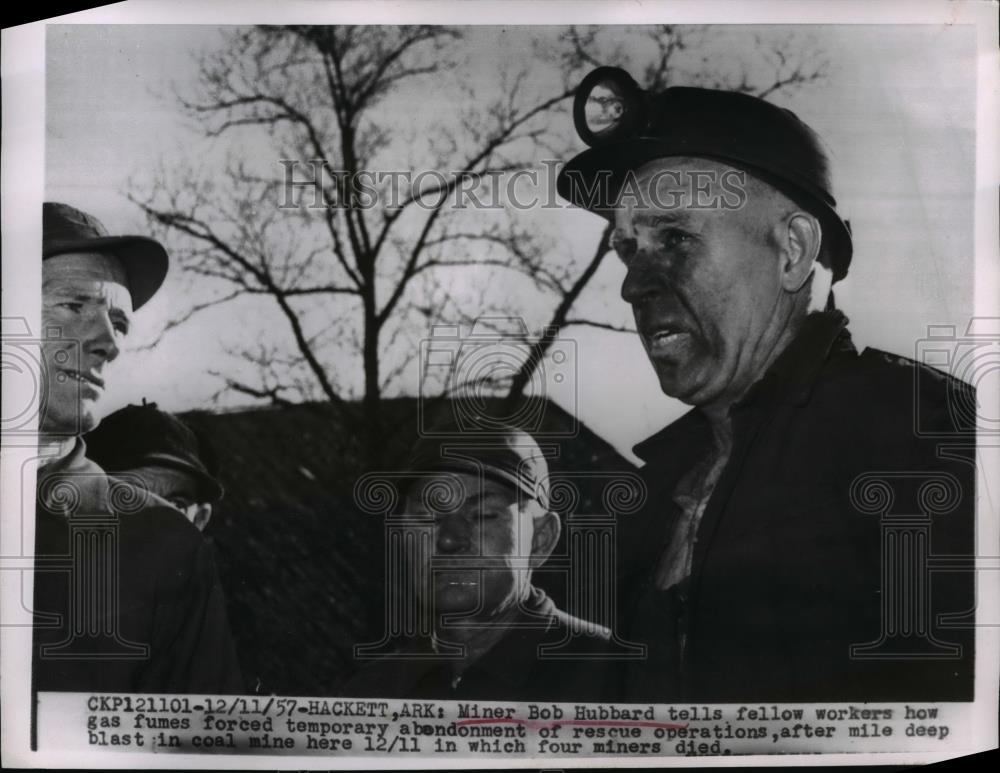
41 253 132 435
128 464 214 531
405 473 538 622
614 157 786 408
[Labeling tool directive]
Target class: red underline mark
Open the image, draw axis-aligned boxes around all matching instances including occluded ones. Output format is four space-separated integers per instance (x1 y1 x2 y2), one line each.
455 718 688 731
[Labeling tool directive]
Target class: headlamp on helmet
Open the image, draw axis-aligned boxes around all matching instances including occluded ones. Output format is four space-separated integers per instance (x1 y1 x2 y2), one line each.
574 67 651 147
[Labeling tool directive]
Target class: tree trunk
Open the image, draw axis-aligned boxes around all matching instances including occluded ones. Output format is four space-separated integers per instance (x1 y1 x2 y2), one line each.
362 286 382 467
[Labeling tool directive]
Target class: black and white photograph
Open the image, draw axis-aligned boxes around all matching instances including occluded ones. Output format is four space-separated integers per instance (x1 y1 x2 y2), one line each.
2 0 997 766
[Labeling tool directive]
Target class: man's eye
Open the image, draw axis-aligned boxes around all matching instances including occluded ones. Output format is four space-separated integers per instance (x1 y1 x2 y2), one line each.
660 229 692 248
109 312 131 335
57 302 83 313
610 230 637 262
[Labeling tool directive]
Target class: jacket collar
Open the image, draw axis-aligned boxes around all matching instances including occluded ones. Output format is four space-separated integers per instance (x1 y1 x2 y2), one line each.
36 437 111 516
737 309 852 409
633 310 853 463
430 586 560 688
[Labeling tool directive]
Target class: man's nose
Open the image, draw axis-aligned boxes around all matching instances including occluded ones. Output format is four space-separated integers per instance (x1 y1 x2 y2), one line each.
435 514 472 554
83 310 121 363
620 253 665 307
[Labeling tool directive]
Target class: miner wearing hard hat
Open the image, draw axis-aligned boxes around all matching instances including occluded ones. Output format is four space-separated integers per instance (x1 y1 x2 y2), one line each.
32 202 243 695
557 68 975 702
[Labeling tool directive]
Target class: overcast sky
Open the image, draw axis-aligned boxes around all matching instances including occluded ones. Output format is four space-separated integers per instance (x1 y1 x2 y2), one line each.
44 23 978 462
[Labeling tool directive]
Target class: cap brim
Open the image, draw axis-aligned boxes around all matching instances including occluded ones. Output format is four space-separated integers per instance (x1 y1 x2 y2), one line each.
557 139 676 215
403 459 544 505
44 235 169 310
137 452 225 503
557 140 852 281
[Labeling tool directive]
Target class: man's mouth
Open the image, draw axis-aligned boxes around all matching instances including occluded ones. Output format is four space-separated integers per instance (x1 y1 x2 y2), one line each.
642 323 693 354
436 574 480 591
435 566 482 582
60 369 105 390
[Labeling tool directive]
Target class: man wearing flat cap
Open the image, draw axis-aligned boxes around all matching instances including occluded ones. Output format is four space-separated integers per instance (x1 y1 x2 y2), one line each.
557 69 975 702
32 202 243 694
341 422 611 701
86 402 224 532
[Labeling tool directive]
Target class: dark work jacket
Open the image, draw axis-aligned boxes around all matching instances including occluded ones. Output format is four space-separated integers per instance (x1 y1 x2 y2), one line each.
339 586 612 701
32 439 244 695
615 311 975 703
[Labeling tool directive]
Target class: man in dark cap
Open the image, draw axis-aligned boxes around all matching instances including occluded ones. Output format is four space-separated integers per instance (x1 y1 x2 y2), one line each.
341 423 611 701
33 202 243 694
85 402 223 532
557 69 975 702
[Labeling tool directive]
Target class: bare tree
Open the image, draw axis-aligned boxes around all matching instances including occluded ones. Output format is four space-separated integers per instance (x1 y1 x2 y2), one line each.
132 26 573 463
132 25 829 460
504 25 829 404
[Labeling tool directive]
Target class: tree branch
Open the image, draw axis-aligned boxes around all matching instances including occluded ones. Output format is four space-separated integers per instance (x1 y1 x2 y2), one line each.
133 289 245 351
564 318 637 334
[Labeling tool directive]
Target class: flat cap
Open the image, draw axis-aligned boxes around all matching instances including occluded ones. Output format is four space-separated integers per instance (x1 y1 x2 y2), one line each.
84 402 223 503
403 421 551 510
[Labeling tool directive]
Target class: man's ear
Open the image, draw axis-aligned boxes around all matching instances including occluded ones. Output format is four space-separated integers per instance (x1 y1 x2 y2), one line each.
779 212 822 293
529 511 561 569
192 503 213 532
